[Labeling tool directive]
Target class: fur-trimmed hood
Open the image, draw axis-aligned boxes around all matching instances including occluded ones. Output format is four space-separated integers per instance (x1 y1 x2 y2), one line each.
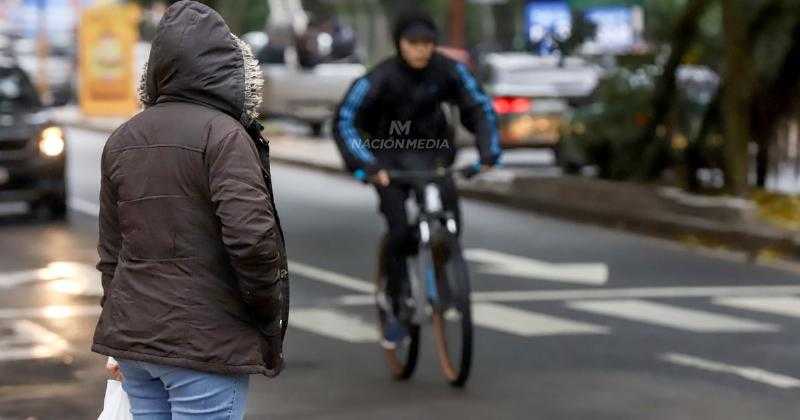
138 1 262 126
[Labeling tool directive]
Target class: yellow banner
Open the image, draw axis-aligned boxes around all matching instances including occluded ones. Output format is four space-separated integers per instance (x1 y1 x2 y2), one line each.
78 3 140 117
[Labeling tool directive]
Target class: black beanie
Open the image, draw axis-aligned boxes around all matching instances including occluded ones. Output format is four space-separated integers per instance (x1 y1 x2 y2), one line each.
392 9 439 48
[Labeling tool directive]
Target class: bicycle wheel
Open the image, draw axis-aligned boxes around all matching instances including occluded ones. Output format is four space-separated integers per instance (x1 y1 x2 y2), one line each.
431 236 473 387
375 237 420 380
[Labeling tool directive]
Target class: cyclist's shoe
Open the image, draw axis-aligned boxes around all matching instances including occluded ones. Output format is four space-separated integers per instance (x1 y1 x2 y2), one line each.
380 315 409 350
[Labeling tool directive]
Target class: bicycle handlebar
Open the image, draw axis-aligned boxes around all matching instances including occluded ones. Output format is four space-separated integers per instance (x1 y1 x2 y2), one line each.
386 163 482 182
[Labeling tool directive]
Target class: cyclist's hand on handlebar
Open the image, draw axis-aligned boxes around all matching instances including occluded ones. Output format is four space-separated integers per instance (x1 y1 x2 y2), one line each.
371 169 390 187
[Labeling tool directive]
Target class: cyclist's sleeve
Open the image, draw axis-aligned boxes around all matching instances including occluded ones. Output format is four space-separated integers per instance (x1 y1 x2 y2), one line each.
451 62 502 166
333 75 381 175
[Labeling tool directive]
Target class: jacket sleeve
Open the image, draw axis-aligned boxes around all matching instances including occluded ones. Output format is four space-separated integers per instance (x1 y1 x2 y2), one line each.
451 62 503 166
96 146 121 308
333 75 381 175
206 129 284 337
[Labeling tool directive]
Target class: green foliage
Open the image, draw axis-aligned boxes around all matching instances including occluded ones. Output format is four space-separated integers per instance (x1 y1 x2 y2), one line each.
132 0 268 34
561 66 658 179
561 64 720 180
753 190 800 231
643 0 723 69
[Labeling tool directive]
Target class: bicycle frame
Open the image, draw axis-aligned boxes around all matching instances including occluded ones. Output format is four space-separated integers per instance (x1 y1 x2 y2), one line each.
403 181 460 325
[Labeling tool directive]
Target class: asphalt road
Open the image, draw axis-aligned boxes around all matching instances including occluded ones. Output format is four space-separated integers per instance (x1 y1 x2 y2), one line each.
1 127 799 419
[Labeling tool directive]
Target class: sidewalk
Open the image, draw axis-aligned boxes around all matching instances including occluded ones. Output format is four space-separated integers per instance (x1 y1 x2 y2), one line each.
57 109 800 264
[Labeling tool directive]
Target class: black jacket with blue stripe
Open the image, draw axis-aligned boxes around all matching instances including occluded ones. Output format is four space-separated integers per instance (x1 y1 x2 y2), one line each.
333 53 502 175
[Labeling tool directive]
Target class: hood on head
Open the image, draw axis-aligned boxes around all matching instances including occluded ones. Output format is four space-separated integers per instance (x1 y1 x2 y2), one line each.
138 0 262 126
392 9 439 50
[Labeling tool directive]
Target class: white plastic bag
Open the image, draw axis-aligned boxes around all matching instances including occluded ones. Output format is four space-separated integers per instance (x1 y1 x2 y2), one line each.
97 379 132 420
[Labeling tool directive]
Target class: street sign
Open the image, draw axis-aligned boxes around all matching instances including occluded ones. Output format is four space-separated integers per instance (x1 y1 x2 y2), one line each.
78 3 140 117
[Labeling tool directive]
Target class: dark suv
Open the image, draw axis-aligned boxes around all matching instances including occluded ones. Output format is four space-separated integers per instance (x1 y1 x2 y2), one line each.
0 63 67 219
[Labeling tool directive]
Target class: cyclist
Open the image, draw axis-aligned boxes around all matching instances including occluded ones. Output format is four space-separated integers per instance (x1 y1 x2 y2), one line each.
333 9 502 348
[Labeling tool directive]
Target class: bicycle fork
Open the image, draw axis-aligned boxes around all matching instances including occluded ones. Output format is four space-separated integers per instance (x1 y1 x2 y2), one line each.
409 218 437 325
408 183 459 325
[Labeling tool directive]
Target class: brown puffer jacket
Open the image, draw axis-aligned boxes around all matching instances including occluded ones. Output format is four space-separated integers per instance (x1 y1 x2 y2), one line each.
92 0 289 377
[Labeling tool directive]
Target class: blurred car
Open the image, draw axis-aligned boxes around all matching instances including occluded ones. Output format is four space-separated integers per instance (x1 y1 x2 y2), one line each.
251 23 365 137
260 61 365 136
558 65 720 179
459 53 601 150
0 60 67 219
5 34 76 106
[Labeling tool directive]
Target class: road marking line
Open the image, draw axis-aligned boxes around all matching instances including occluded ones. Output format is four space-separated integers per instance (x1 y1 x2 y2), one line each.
0 320 70 362
336 294 376 306
0 261 103 297
465 248 609 286
290 308 377 343
472 302 608 336
0 269 43 289
0 305 102 320
335 285 800 306
567 299 778 332
289 260 375 293
713 296 800 318
68 198 100 217
661 352 800 389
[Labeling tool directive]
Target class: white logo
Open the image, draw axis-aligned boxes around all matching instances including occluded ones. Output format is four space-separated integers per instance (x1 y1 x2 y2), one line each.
389 120 411 136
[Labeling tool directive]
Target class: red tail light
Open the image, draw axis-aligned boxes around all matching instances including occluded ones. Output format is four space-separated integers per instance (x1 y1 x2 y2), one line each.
493 96 532 114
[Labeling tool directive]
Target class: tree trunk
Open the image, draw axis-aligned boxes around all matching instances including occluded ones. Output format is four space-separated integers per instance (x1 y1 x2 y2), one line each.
721 0 755 195
687 0 786 191
750 19 800 187
635 0 712 179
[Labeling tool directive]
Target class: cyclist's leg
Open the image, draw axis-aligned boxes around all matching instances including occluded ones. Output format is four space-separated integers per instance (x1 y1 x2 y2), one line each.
376 184 412 311
440 176 462 234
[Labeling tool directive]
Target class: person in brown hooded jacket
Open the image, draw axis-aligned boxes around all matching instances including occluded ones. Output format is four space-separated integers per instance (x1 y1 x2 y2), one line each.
92 1 288 418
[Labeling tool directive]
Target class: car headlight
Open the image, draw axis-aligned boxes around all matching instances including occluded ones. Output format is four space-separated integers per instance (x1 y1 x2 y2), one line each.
39 126 65 157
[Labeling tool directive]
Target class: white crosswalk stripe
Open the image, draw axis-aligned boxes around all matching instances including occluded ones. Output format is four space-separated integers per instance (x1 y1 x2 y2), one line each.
0 320 70 362
0 305 101 320
290 308 378 343
472 303 609 336
661 353 800 389
4 259 800 346
567 299 779 333
713 296 800 318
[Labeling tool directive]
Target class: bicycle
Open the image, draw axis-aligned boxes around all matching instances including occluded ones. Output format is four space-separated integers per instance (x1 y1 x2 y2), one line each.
373 165 480 387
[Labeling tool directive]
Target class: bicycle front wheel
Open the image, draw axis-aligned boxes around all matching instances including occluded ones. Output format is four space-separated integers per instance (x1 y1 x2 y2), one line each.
431 237 473 387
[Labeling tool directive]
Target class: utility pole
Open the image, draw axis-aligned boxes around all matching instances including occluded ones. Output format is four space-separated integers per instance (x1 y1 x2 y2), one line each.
449 0 466 49
35 0 50 104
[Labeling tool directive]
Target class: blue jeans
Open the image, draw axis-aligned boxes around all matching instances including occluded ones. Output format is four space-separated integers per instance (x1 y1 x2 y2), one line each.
117 359 249 420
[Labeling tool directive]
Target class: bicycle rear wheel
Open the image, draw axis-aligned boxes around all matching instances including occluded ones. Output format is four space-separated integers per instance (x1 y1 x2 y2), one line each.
431 237 473 387
375 237 420 380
